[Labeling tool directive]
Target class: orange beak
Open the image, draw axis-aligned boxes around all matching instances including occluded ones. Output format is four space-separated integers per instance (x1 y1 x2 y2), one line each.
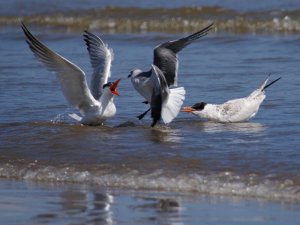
181 107 195 113
110 79 121 96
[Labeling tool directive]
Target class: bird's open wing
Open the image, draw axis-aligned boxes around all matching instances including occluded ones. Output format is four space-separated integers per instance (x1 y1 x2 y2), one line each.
21 23 97 115
83 31 113 99
153 23 214 87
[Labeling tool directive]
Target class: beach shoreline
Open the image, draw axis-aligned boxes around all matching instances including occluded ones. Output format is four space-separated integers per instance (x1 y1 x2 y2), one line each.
0 178 299 225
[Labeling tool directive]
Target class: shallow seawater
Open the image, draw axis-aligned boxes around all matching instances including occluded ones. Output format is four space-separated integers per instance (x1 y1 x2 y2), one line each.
1 25 300 203
0 180 300 225
0 2 300 223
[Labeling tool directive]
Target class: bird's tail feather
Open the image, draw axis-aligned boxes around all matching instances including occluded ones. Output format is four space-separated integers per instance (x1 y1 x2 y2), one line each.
68 113 82 122
161 87 186 124
257 74 281 92
262 77 282 91
257 75 270 92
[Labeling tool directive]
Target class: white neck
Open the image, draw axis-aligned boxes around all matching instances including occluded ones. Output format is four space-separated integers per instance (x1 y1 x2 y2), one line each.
80 88 116 125
192 104 219 120
99 88 115 110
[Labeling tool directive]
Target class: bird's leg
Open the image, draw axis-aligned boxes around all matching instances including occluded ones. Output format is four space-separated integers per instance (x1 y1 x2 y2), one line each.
137 108 151 120
151 119 158 127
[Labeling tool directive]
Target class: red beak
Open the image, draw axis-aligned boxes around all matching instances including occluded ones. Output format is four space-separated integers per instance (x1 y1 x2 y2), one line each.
181 107 195 113
110 79 121 96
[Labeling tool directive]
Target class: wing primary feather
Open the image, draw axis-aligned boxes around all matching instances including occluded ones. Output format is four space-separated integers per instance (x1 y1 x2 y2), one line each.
183 22 214 42
83 30 112 99
21 22 97 114
166 22 214 53
153 23 214 87
149 65 170 127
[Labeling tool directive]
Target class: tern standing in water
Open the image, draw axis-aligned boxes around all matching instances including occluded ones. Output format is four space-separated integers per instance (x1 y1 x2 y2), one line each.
22 23 121 125
128 23 214 127
182 76 281 123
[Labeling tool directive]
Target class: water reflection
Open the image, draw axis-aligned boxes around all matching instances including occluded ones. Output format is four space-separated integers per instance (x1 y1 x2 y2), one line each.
150 127 183 143
202 121 265 133
133 196 184 225
60 189 113 225
183 120 266 134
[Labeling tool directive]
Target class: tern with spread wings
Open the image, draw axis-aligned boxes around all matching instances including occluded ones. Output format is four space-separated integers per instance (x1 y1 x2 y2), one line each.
22 23 120 125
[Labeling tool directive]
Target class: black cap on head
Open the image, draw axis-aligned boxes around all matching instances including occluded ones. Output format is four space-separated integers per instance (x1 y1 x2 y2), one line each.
192 102 207 111
103 82 113 89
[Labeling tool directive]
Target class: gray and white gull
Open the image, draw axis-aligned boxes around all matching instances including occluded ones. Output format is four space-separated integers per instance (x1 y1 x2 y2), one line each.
128 23 214 127
22 23 121 125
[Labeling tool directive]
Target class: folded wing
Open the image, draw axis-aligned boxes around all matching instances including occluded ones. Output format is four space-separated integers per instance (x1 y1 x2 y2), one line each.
150 65 170 127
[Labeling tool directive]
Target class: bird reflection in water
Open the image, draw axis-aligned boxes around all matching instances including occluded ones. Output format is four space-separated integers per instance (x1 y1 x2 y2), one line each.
201 121 266 134
182 120 266 134
61 189 113 225
150 127 183 143
132 196 183 225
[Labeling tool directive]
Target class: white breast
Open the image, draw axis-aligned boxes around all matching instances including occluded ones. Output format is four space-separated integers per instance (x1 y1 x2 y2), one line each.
131 76 154 102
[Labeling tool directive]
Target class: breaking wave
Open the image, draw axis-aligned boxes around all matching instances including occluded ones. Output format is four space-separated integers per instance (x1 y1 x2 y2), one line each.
1 163 299 202
1 6 300 33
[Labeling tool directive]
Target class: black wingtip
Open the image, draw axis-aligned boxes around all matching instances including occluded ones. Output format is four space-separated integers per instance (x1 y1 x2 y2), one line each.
206 22 214 29
21 21 28 33
82 30 105 46
263 77 282 91
21 22 34 44
83 30 93 37
185 22 214 42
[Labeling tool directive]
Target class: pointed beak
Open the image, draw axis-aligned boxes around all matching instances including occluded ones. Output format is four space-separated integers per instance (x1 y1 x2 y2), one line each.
181 107 195 113
127 74 131 78
110 79 121 96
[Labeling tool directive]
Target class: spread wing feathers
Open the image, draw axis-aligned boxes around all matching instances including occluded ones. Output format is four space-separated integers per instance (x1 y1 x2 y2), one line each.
21 23 98 115
83 31 113 99
153 23 214 87
150 65 170 127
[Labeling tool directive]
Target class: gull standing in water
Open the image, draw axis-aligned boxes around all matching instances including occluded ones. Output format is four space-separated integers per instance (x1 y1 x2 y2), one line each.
128 23 214 127
182 76 281 123
22 23 121 125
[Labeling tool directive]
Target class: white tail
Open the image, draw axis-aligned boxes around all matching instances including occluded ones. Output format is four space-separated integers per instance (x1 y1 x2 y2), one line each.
161 87 186 124
68 113 82 122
